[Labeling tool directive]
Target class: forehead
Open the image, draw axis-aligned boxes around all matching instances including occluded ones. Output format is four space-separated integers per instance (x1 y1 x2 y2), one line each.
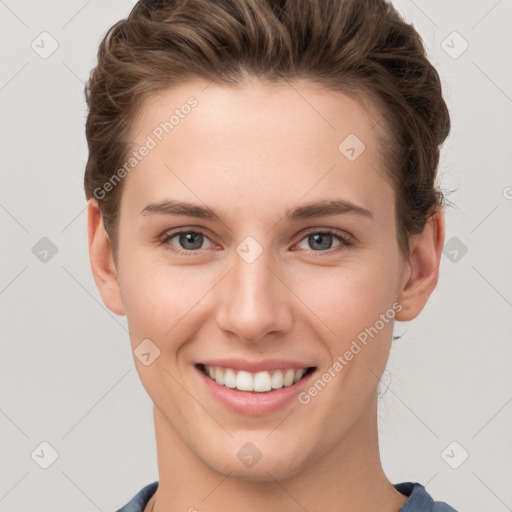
132 77 382 150
121 78 393 226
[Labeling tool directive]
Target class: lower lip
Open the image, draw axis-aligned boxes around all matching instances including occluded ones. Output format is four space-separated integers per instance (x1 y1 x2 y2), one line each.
196 366 316 416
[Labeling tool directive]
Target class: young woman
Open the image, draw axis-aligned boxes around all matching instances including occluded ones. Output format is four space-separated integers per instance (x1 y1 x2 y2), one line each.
84 0 457 510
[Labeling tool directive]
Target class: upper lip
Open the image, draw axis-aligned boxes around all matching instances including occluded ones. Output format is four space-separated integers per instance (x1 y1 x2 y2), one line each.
197 358 316 373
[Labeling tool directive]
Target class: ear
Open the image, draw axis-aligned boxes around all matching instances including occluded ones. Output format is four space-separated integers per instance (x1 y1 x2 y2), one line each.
395 207 445 321
87 198 126 316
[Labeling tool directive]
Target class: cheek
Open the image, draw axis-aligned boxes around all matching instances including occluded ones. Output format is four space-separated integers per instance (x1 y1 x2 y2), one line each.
119 258 214 347
293 259 400 339
118 263 210 399
290 263 399 428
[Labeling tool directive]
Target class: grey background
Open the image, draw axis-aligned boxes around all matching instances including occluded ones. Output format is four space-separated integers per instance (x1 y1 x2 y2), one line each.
1 0 511 510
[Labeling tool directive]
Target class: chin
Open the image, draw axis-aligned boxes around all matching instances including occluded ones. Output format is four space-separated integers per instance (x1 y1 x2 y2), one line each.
201 445 307 483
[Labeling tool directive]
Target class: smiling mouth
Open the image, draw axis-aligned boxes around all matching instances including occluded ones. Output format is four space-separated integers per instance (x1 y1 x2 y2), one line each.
196 363 316 393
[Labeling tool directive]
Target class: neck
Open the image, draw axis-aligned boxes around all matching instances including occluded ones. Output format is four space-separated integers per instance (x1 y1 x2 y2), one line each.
147 395 407 512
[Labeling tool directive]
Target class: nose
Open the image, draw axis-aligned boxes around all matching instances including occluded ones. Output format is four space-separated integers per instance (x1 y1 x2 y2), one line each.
215 244 294 344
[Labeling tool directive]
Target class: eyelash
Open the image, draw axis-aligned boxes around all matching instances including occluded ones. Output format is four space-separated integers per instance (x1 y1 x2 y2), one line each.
158 228 354 257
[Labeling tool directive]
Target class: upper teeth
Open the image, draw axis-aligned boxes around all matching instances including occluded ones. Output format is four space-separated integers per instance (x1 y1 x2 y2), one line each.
204 365 308 392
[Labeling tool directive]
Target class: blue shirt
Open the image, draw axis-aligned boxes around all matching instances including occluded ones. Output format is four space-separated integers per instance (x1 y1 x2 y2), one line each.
115 481 458 511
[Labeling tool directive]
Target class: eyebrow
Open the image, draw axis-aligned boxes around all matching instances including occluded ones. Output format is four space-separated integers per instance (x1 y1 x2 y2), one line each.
139 198 372 221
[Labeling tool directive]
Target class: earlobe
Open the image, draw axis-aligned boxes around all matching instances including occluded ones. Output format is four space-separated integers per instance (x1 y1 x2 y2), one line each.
87 198 126 316
395 208 445 321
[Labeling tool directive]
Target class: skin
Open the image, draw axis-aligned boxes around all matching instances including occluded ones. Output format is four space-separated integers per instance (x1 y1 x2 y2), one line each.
88 77 444 512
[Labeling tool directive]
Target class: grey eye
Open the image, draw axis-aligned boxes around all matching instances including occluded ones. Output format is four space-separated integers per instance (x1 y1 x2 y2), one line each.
178 232 204 250
297 232 342 251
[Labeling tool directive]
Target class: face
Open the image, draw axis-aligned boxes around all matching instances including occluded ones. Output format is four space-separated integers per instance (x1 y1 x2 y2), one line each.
89 77 440 482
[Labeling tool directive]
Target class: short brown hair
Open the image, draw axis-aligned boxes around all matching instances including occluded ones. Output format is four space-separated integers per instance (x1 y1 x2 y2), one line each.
83 0 450 261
